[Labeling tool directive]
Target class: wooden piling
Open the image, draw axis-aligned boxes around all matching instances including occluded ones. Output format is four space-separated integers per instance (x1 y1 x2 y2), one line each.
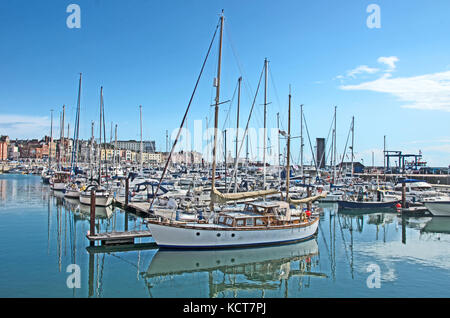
402 182 406 208
89 189 96 246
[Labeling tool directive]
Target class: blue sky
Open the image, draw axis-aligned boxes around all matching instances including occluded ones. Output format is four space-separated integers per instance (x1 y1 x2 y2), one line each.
0 0 449 167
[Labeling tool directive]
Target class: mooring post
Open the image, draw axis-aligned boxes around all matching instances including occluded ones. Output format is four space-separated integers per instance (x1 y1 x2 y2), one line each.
125 177 129 208
89 189 96 246
401 182 406 208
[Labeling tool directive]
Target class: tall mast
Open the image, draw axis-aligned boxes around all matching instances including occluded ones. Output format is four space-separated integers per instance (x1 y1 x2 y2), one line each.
70 73 82 177
333 106 337 183
98 87 103 185
66 123 69 165
114 124 118 175
224 129 227 192
285 87 292 201
139 105 143 174
351 116 354 178
61 105 65 167
300 104 304 179
234 76 241 193
210 10 224 211
90 121 94 181
263 58 268 189
277 112 281 188
49 109 53 170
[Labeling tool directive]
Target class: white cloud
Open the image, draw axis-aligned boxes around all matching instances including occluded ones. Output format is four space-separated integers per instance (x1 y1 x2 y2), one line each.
0 114 53 139
340 70 450 111
377 56 399 71
347 65 380 78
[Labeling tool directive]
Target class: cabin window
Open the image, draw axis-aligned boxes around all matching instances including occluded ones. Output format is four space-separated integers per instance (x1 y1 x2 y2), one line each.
226 218 233 226
279 208 287 216
218 216 225 223
256 218 264 226
246 218 254 226
236 219 244 226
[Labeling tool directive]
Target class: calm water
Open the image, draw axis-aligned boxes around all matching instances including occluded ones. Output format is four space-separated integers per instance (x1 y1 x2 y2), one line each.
1 174 450 298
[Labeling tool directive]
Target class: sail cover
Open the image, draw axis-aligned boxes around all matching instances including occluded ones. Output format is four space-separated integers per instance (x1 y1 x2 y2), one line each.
287 192 328 206
210 187 279 204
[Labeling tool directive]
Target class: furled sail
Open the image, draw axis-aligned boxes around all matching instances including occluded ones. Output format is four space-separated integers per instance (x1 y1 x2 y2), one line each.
210 187 278 204
288 192 328 206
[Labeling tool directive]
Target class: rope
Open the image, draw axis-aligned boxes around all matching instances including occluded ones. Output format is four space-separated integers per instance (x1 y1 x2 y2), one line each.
149 18 220 211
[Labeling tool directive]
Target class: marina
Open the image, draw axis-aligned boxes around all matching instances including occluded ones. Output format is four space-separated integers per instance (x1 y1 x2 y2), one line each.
2 174 450 297
1 1 450 303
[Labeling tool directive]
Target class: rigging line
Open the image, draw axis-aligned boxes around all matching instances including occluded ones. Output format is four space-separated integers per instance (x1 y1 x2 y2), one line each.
320 111 335 169
337 119 353 177
149 18 220 210
224 21 255 106
226 62 265 193
268 64 284 121
302 112 318 173
221 79 239 131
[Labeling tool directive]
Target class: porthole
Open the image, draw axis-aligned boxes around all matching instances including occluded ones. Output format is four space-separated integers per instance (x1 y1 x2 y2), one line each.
231 258 235 263
217 233 221 237
231 233 235 237
196 232 200 236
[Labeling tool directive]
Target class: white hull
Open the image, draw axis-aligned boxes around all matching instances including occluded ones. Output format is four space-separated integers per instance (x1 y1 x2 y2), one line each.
51 182 66 191
64 189 80 199
79 193 113 207
147 219 319 249
424 201 450 216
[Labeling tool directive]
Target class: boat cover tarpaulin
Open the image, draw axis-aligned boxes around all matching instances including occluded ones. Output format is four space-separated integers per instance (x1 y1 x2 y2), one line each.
288 192 328 206
210 187 278 204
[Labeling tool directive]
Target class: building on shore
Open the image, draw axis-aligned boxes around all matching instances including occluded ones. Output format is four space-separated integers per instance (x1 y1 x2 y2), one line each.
0 136 9 161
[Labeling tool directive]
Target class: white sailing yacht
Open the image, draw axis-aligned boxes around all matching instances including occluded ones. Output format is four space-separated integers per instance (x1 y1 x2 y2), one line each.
147 12 324 249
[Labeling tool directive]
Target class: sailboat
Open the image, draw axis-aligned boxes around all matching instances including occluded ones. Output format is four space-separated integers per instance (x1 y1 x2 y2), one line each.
79 86 113 207
146 12 324 249
65 73 84 199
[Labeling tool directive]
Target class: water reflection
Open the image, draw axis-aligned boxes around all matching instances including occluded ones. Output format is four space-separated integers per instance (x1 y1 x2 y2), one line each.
142 239 324 297
2 175 450 297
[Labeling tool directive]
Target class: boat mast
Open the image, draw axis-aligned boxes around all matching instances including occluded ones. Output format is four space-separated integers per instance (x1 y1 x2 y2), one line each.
61 105 65 168
285 87 292 201
139 105 143 175
98 87 103 185
300 104 304 179
49 109 53 171
234 76 241 193
277 112 281 188
333 106 337 184
114 124 118 176
210 10 224 211
70 73 82 177
90 121 94 181
263 58 268 189
351 116 354 179
66 123 70 165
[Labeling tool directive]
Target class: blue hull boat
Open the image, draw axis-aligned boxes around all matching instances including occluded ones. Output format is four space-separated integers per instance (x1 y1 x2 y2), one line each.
337 200 400 210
